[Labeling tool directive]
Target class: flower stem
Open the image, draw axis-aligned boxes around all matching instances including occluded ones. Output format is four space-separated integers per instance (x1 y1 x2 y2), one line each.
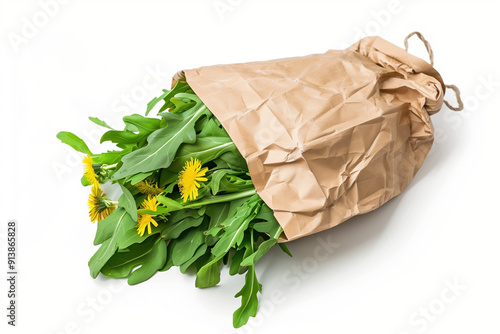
101 163 118 170
182 189 256 209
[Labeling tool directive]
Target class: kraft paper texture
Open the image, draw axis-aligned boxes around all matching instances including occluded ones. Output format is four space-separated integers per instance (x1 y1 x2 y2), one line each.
173 36 445 242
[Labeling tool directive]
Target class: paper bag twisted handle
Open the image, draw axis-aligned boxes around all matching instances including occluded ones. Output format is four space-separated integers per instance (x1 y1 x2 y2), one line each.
404 31 464 111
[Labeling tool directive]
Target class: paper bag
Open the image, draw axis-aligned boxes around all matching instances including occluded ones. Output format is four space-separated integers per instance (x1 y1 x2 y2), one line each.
173 36 445 242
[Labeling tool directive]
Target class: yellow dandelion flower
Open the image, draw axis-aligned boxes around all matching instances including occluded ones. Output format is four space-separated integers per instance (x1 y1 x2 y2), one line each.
178 157 208 202
135 180 164 196
88 184 115 223
136 196 159 237
83 155 99 186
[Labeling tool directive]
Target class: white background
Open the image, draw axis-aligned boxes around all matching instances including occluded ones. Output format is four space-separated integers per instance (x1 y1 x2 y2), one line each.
1 0 499 333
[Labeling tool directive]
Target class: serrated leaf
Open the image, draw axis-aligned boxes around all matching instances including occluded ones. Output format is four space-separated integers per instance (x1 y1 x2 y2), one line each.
252 204 281 237
169 96 196 114
145 81 192 116
146 89 170 116
101 114 162 146
93 147 133 165
89 116 113 129
57 131 92 155
233 265 261 328
216 174 254 194
209 170 244 195
113 95 210 179
210 195 261 256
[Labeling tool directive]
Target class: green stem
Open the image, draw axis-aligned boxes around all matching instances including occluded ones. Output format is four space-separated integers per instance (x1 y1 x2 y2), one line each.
101 163 118 170
182 189 256 209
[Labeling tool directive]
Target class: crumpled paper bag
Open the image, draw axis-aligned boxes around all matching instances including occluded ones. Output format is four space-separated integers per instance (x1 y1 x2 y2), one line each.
172 36 445 242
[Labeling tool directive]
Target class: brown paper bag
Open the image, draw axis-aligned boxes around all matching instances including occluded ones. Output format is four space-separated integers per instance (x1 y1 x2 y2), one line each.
173 36 446 242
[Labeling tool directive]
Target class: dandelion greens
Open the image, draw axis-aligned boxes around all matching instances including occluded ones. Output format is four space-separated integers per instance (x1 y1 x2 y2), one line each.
57 82 291 328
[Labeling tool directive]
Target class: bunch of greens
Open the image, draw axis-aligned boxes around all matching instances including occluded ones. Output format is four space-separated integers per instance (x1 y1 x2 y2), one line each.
57 82 291 328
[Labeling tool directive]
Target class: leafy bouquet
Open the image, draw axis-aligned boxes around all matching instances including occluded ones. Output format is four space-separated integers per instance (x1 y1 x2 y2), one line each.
58 82 291 328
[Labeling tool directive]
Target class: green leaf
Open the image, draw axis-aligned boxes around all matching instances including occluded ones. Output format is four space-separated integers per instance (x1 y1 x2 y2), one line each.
164 182 176 195
146 89 170 116
56 131 92 155
113 95 210 180
126 172 153 185
161 216 204 240
145 81 192 116
101 236 167 285
210 195 261 256
180 244 208 274
278 243 293 257
81 175 91 186
101 235 158 278
252 204 281 237
88 239 118 279
204 194 256 237
169 96 196 114
128 238 167 285
209 170 245 195
194 249 212 271
93 208 133 245
240 238 278 267
89 116 113 129
217 150 248 171
157 195 184 211
196 197 260 288
89 209 135 278
166 121 238 172
159 169 178 188
116 223 164 250
101 114 162 146
205 202 231 229
93 147 133 165
170 208 204 222
233 265 262 328
119 184 138 221
195 255 223 288
171 223 207 266
216 174 254 194
229 248 247 276
160 239 175 272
